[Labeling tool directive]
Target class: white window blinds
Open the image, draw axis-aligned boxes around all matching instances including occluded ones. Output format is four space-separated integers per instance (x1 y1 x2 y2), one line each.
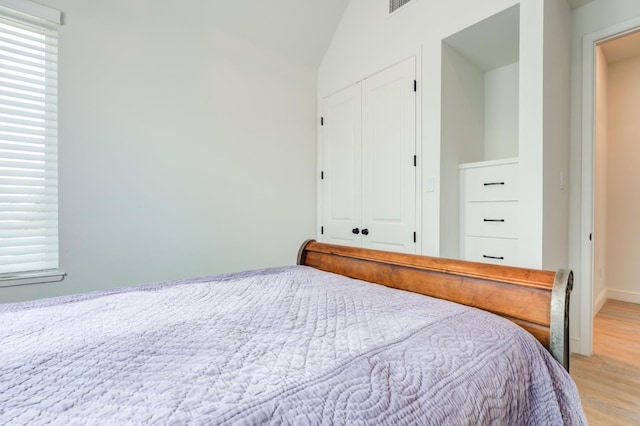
0 3 59 276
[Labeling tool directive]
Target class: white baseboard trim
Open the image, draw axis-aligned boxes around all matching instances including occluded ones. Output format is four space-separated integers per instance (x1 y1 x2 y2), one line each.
607 288 640 304
569 337 586 355
593 289 607 315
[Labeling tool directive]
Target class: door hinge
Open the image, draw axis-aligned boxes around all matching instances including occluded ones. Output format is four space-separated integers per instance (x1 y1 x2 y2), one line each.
413 80 417 92
589 233 592 241
321 171 324 180
321 226 324 235
320 117 324 126
413 232 417 243
413 155 417 167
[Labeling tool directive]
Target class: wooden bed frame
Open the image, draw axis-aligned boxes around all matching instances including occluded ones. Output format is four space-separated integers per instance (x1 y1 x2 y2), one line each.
297 240 574 371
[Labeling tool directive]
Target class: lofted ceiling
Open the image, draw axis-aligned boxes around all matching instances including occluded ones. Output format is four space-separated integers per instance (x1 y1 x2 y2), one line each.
205 0 596 68
207 0 350 68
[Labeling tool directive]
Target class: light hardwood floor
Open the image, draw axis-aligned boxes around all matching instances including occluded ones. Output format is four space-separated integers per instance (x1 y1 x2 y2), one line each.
571 300 640 425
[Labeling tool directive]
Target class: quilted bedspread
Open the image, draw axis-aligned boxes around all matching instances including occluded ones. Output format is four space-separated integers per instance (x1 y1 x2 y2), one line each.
0 266 586 425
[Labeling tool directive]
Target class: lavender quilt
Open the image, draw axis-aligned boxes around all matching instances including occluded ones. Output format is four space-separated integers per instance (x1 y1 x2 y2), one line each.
0 266 586 425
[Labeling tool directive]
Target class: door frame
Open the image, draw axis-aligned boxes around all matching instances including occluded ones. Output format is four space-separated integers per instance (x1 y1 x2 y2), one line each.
580 17 640 356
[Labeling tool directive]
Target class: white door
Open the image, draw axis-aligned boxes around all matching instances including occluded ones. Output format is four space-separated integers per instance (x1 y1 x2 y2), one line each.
321 83 362 246
361 57 417 253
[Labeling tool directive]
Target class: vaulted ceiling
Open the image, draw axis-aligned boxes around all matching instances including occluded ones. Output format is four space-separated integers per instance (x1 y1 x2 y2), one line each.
207 0 595 68
208 0 350 68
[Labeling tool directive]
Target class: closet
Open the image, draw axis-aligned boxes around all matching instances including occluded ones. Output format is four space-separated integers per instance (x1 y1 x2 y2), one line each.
319 57 417 254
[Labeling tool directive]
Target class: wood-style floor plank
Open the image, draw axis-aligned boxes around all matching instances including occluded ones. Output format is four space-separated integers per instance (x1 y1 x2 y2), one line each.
571 300 640 425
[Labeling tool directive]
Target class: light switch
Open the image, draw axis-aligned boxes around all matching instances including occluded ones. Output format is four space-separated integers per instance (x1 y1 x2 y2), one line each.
425 176 434 192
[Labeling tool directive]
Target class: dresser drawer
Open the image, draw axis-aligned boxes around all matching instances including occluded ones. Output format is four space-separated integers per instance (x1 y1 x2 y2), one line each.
463 236 519 266
464 201 519 239
463 162 518 202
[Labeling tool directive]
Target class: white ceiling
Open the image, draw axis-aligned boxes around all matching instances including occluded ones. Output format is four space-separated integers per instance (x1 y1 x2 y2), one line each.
601 30 640 64
204 0 596 69
207 0 350 68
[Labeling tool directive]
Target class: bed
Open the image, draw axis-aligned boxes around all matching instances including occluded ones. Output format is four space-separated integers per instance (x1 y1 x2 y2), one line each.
0 240 586 425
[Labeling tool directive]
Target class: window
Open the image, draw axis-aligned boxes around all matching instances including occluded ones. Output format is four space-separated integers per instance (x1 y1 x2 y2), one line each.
0 0 61 284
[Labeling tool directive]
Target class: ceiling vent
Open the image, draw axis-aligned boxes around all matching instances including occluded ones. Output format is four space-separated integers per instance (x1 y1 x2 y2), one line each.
389 0 413 14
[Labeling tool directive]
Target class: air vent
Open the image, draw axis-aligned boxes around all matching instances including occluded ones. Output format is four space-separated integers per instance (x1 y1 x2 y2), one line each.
389 0 413 14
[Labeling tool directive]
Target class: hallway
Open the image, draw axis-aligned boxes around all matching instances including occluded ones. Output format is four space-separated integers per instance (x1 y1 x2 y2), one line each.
571 300 640 424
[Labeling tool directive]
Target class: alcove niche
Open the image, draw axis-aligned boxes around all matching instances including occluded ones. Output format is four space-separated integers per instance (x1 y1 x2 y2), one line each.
439 4 520 259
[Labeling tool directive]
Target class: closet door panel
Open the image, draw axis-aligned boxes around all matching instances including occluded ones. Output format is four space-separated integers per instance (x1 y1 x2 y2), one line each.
321 83 362 246
362 57 416 253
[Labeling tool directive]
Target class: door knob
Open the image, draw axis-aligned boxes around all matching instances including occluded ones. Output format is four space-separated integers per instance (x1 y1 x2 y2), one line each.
361 228 369 236
352 228 360 235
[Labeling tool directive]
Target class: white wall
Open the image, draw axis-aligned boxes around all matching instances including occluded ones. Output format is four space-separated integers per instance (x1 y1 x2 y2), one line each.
0 0 317 303
512 0 543 269
606 55 640 303
541 0 571 272
484 62 519 160
320 0 539 257
593 45 608 313
511 0 571 272
569 0 640 353
319 0 571 272
440 44 485 259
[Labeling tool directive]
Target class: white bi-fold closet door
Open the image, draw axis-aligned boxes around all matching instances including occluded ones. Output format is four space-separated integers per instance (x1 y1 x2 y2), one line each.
321 57 417 254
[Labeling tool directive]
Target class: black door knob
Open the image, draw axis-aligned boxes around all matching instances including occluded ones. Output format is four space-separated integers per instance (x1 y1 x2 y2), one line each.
361 228 369 236
352 228 360 235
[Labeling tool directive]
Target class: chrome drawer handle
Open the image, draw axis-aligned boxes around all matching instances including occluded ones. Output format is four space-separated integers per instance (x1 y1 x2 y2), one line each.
483 219 505 222
483 255 505 260
483 182 505 186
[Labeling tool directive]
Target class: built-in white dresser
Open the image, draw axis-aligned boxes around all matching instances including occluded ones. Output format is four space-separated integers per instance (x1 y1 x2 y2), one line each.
459 158 519 267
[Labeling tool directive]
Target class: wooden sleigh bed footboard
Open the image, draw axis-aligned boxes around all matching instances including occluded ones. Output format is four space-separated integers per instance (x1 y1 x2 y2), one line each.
297 240 574 372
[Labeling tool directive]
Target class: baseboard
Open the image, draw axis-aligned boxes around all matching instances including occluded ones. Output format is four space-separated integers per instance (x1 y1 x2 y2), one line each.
607 288 640 304
570 337 586 355
593 289 607 315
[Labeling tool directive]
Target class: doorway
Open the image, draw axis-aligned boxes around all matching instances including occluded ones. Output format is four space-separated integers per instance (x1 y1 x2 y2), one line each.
582 19 640 356
593 30 640 312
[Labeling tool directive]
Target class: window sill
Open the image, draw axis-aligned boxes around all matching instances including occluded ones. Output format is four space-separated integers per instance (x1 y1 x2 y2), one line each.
0 270 66 288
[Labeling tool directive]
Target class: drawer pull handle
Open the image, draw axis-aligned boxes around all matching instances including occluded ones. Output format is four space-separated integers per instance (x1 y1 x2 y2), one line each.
484 182 505 186
483 255 505 260
483 219 505 223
